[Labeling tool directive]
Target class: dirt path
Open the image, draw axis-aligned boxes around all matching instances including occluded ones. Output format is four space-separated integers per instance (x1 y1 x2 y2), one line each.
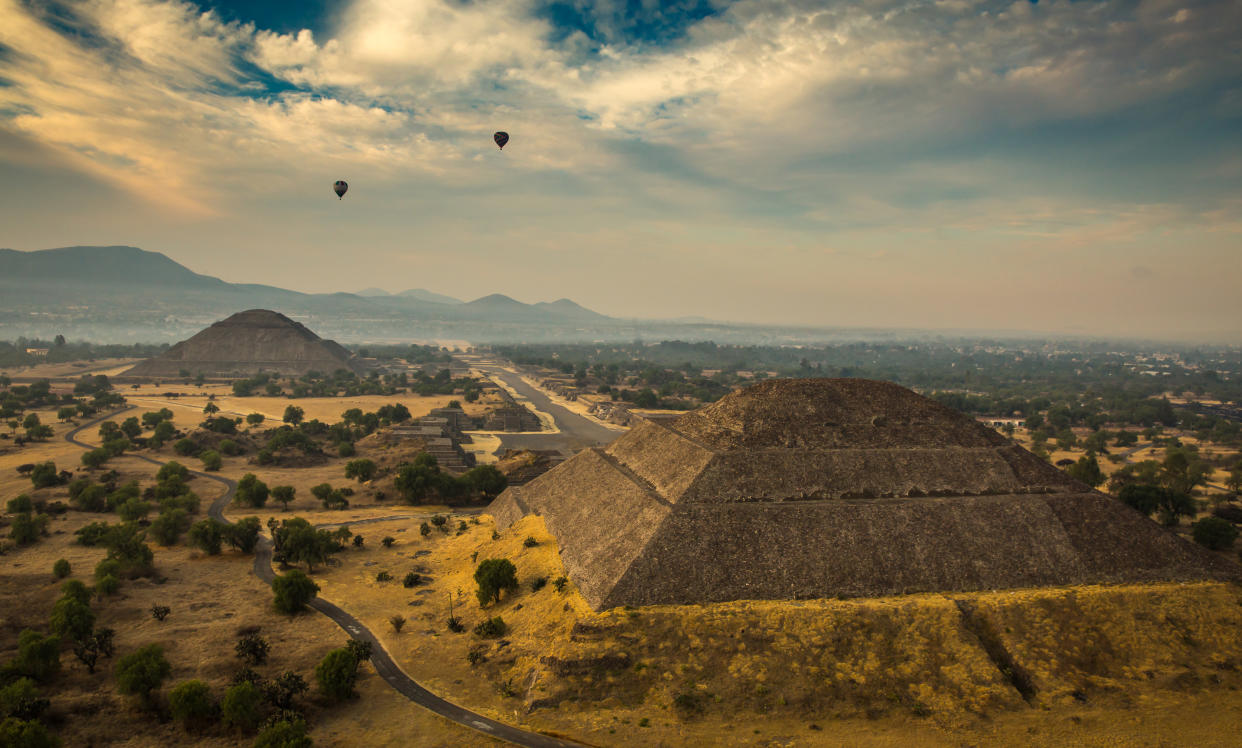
64 408 585 748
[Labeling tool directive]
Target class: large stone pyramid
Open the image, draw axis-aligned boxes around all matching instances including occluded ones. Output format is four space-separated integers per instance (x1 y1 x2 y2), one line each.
126 309 360 377
490 379 1234 610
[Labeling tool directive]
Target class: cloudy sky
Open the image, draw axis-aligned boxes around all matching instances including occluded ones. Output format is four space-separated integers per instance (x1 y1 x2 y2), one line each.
1 0 1239 341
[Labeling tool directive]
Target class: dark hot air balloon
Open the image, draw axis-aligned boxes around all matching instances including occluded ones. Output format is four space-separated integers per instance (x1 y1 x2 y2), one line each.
493 131 509 150
333 180 348 199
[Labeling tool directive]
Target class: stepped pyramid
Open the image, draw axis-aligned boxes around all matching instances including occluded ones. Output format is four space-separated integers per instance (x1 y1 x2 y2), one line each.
490 379 1234 610
126 309 360 377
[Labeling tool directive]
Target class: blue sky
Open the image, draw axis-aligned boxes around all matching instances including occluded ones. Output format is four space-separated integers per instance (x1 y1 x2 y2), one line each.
0 0 1239 341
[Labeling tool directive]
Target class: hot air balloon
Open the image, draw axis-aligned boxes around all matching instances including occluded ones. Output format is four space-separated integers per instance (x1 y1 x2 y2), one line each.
333 180 348 199
493 131 509 150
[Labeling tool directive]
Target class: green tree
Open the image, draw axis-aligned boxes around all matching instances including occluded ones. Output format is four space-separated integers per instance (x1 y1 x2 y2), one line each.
149 509 190 546
220 681 264 732
29 462 59 489
344 459 377 483
253 717 313 748
271 485 296 510
282 406 304 425
12 631 60 681
463 464 507 499
245 413 265 428
314 648 360 701
0 677 49 722
168 679 217 730
198 450 221 471
1192 517 1239 551
7 494 34 513
9 513 47 546
117 497 151 523
272 570 319 614
0 717 58 748
50 595 95 643
225 517 262 554
157 461 190 482
188 519 225 555
235 474 269 508
120 417 142 439
52 559 70 579
203 401 220 416
474 558 519 606
115 644 172 707
81 449 109 469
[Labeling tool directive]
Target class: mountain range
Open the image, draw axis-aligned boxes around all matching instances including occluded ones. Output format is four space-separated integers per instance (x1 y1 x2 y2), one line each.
0 245 613 342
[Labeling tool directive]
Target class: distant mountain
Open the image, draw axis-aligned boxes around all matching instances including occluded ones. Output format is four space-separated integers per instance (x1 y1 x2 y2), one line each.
534 298 608 320
396 288 462 305
0 246 227 288
0 246 615 342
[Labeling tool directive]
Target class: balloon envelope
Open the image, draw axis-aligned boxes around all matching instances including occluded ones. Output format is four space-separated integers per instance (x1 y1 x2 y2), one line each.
493 131 509 150
333 180 348 199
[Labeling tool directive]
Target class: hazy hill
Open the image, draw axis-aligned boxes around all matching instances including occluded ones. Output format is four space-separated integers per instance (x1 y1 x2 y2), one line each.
0 245 613 342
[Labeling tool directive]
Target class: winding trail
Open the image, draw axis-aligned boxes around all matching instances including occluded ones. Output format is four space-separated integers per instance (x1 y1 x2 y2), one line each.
65 408 585 748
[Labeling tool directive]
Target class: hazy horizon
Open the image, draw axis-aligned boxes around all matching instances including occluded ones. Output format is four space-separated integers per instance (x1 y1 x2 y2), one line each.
2 0 1240 342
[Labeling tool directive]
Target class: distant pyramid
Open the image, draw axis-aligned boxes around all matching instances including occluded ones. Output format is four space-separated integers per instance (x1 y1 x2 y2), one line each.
125 309 360 377
491 379 1235 610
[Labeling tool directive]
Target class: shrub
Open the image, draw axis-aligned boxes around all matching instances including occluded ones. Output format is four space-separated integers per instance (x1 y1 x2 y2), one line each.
117 497 151 523
474 558 519 606
115 644 172 707
50 595 95 642
254 717 313 748
52 559 70 579
235 634 270 666
466 648 485 666
523 536 539 548
315 648 360 701
13 630 61 681
188 519 225 555
149 509 190 546
199 451 222 471
375 571 391 583
60 579 91 605
173 438 200 457
221 681 264 732
553 576 569 593
157 461 189 482
419 522 431 537
353 535 364 547
151 605 171 622
267 671 309 710
169 679 216 729
218 439 243 456
1192 516 1240 551
389 615 406 633
337 441 356 458
473 616 507 638
272 570 319 614
235 474 269 508
0 718 57 747
530 576 548 592
9 513 47 546
0 677 49 721
380 536 395 548
94 557 120 581
402 572 421 588
96 574 120 596
29 462 59 489
5 494 33 514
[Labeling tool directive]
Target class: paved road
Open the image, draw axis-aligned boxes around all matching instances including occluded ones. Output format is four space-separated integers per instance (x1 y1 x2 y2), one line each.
64 407 586 748
459 357 623 456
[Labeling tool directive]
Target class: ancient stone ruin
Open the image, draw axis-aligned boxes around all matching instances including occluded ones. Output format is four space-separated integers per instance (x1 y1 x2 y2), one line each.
490 378 1234 610
125 309 361 378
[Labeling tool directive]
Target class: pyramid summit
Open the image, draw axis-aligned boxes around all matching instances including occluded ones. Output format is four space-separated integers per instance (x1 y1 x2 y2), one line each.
490 378 1234 610
125 309 360 377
